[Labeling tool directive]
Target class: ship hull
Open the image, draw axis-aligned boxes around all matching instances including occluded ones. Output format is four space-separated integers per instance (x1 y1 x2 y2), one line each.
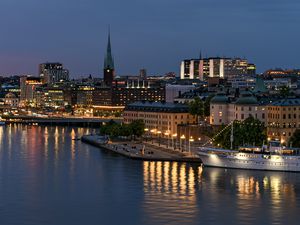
198 152 300 172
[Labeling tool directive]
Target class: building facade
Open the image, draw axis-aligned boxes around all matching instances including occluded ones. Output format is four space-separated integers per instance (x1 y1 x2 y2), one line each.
20 76 43 106
181 57 256 81
267 99 300 144
39 63 69 84
124 102 196 136
111 80 165 106
180 59 200 79
210 92 267 126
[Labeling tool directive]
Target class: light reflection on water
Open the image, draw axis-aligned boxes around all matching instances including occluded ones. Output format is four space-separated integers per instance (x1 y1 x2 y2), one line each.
142 161 300 225
0 125 300 225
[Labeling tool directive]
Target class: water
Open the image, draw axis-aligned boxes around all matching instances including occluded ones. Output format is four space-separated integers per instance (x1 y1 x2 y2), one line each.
0 125 300 225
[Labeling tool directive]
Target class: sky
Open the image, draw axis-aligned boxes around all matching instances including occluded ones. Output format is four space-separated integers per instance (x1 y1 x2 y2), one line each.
0 0 299 77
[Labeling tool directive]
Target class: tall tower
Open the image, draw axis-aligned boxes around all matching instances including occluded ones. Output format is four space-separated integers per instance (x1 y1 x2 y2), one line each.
103 29 115 85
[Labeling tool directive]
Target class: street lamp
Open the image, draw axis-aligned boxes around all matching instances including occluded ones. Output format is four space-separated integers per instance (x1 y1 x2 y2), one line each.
164 131 170 148
180 135 185 152
189 136 194 154
150 129 156 143
144 128 149 142
172 133 177 150
157 131 162 146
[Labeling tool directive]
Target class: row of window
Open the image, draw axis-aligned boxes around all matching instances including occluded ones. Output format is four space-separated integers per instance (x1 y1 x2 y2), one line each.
269 107 300 111
268 113 300 120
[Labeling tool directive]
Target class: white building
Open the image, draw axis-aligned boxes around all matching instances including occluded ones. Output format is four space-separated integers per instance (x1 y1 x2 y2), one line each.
180 59 200 79
180 57 256 81
210 92 267 126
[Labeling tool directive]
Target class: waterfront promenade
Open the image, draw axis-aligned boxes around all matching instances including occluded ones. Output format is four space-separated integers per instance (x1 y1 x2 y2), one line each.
81 134 202 162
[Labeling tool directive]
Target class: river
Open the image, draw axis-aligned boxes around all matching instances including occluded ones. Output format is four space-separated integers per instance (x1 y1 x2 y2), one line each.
0 125 300 225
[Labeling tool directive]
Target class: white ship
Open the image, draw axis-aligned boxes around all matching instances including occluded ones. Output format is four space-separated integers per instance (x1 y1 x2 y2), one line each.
197 123 300 172
198 142 300 172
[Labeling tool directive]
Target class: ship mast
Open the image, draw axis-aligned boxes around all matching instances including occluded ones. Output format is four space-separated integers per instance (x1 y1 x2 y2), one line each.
230 122 234 150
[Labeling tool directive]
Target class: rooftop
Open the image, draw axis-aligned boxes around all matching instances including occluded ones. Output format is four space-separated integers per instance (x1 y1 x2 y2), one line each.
271 98 300 106
125 101 189 113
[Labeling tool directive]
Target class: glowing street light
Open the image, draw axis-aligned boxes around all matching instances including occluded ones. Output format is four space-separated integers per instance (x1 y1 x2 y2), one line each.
165 131 170 148
189 136 194 154
172 133 177 150
180 135 185 151
157 130 162 146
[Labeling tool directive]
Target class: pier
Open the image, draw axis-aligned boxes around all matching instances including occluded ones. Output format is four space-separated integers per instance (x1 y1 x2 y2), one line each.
81 134 202 162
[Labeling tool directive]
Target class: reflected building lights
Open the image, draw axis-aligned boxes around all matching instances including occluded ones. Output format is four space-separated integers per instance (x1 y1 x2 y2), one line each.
143 161 199 224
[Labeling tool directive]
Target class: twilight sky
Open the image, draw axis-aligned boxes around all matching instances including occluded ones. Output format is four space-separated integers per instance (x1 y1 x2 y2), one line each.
0 0 299 77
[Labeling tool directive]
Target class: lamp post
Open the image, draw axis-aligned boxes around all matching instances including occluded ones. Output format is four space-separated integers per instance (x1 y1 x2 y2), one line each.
157 131 162 146
150 129 156 144
165 132 170 148
172 133 177 150
189 136 194 155
144 128 149 142
180 135 185 152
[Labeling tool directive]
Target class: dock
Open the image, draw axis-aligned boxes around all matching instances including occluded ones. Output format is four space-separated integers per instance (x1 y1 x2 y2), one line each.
81 135 202 163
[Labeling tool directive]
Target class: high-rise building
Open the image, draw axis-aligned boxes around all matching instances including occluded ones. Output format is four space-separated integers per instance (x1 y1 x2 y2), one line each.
103 31 115 85
39 63 69 84
181 57 256 80
20 76 43 106
180 59 200 79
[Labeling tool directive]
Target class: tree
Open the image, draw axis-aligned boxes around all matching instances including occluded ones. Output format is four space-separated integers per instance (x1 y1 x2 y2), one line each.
130 120 145 137
289 129 300 147
279 86 291 97
213 116 267 149
100 120 145 139
204 94 215 117
189 96 204 123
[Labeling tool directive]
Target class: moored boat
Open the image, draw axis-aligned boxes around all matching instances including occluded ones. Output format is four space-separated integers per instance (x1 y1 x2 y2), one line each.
197 141 300 172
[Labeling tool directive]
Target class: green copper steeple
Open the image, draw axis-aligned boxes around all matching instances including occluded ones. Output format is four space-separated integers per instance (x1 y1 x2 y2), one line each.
104 29 114 70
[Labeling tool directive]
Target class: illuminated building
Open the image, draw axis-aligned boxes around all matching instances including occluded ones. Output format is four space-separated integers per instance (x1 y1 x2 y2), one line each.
124 101 196 135
4 93 19 108
181 57 256 81
35 86 66 108
76 85 95 107
92 86 112 106
267 98 300 144
180 59 201 80
39 63 69 84
210 91 267 126
20 76 43 106
111 79 165 106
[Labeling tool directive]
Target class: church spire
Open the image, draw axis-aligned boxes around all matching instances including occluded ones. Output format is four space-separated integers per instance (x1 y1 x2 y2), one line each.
103 27 115 85
104 27 114 70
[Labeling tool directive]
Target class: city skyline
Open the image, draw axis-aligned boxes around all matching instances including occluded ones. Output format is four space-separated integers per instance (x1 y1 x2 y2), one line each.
0 0 300 77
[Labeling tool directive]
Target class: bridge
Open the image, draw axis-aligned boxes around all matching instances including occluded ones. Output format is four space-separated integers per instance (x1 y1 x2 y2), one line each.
3 115 123 126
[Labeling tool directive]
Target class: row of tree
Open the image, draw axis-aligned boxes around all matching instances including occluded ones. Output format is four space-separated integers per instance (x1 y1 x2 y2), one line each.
100 120 145 138
213 116 267 149
188 95 214 123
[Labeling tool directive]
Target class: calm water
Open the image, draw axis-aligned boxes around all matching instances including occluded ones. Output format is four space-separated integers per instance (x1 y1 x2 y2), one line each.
0 125 300 225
